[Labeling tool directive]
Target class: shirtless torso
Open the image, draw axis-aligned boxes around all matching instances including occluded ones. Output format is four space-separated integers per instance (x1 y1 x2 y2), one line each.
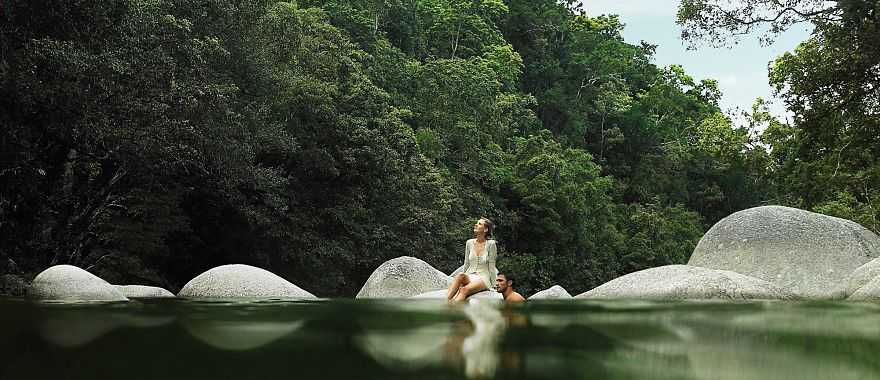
503 289 525 302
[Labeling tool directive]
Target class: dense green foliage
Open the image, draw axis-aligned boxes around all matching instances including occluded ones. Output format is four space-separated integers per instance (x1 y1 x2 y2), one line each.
679 0 880 234
0 0 811 296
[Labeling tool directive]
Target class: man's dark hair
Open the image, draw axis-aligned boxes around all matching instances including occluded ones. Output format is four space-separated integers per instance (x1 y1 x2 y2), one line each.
497 272 513 284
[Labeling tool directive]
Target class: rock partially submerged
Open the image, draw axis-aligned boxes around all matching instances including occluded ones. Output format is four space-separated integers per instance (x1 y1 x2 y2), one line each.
576 265 796 300
529 285 572 300
114 285 175 298
28 265 128 302
357 256 451 298
178 264 315 299
847 274 880 301
411 289 503 300
833 258 880 299
688 206 880 299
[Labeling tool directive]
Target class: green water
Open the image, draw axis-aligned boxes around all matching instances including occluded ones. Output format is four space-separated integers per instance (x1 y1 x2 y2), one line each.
0 298 878 380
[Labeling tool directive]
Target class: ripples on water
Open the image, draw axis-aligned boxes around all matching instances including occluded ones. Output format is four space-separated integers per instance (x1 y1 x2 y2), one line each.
0 298 879 379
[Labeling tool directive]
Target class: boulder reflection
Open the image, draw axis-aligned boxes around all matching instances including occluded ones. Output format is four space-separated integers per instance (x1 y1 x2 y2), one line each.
38 305 175 348
183 320 304 351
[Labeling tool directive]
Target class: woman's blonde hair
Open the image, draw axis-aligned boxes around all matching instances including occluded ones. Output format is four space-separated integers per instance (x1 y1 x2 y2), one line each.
480 217 494 239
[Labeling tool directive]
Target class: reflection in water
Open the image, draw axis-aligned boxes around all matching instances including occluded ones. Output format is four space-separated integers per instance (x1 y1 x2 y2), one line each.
357 300 514 379
3 299 880 380
461 301 505 378
183 320 304 351
38 305 175 347
357 322 452 369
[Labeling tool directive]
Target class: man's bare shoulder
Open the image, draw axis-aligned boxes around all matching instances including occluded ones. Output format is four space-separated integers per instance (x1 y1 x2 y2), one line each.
506 292 526 302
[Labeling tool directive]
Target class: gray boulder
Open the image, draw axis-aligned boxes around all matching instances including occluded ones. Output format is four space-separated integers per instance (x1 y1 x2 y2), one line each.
356 256 451 298
529 285 572 299
848 275 880 301
833 258 880 299
576 265 796 300
114 285 175 298
27 265 128 302
688 205 880 299
411 289 503 300
178 264 315 299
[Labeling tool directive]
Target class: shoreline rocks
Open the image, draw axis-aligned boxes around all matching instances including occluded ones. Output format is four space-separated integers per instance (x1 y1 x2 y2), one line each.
411 289 503 300
847 275 880 300
529 285 572 300
688 206 880 299
178 264 315 299
576 265 796 300
114 285 175 298
27 265 128 302
834 258 880 299
357 256 452 298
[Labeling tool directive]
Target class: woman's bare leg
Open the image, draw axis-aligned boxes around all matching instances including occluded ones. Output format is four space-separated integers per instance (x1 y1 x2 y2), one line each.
454 280 487 302
447 273 469 300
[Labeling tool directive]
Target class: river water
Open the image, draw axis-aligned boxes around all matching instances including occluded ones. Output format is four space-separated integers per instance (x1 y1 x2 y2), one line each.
0 298 878 379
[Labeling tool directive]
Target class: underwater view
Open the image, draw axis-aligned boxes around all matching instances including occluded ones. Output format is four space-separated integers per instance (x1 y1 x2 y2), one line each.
1 298 878 380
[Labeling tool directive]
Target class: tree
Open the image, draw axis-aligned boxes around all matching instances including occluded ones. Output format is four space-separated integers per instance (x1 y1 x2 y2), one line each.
679 0 880 233
677 0 841 46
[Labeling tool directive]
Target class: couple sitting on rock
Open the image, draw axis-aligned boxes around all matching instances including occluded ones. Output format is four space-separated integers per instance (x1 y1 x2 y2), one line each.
446 218 525 302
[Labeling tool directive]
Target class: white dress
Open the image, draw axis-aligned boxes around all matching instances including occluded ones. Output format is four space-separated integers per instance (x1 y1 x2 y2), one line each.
460 239 498 289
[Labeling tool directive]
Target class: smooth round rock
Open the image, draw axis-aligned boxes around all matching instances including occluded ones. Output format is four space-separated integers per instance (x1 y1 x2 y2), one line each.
529 285 572 299
411 289 503 300
356 256 452 298
847 275 880 301
114 285 175 298
688 206 880 299
833 258 880 299
576 265 796 300
178 264 315 298
834 258 880 299
27 265 128 302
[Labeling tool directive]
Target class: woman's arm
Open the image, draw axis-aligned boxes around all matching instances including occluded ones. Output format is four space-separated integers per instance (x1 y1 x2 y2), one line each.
488 240 498 279
461 239 471 274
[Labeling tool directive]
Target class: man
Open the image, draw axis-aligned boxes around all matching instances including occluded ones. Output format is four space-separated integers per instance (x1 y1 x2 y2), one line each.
495 272 525 302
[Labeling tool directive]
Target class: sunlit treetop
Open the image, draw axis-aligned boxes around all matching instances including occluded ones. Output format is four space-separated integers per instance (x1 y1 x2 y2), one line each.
676 0 844 47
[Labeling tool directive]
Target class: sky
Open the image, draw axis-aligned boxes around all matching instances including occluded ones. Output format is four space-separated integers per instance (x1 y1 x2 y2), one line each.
580 0 814 123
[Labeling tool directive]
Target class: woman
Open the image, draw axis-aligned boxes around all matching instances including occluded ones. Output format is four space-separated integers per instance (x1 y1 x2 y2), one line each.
446 217 498 302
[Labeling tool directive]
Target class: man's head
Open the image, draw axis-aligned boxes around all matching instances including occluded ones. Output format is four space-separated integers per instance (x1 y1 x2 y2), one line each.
495 273 513 292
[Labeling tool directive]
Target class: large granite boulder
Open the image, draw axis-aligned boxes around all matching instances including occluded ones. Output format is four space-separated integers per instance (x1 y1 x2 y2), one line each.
688 206 880 298
411 289 503 300
833 258 880 299
178 264 315 298
356 256 452 298
114 285 175 298
529 285 572 300
576 265 796 300
28 265 128 302
847 276 880 301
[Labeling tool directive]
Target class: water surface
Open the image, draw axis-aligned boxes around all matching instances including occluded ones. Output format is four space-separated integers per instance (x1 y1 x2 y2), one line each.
1 298 878 379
